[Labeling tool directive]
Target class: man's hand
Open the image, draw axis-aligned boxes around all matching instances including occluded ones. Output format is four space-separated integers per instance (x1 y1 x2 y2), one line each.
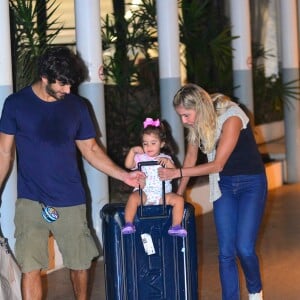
123 170 146 188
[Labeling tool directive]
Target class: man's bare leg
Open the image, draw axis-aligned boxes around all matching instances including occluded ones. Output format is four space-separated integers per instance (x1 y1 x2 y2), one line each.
22 270 43 300
70 269 89 300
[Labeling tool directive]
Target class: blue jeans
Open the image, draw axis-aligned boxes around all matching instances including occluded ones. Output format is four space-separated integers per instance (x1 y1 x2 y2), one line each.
213 173 267 300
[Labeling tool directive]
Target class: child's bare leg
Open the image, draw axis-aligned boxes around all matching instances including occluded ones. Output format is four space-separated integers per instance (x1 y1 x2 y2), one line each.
166 193 184 226
122 191 142 234
166 193 187 237
124 191 141 223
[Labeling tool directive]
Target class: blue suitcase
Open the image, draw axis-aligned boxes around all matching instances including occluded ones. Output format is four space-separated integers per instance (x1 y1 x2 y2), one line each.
101 162 198 300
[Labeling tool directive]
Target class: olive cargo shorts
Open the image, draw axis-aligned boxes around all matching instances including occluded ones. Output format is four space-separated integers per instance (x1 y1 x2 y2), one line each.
14 198 99 273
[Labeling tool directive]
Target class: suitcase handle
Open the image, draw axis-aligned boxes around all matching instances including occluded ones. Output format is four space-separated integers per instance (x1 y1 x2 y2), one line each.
138 161 167 217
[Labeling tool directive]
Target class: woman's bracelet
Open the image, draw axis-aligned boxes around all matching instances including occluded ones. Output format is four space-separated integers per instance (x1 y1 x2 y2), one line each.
179 168 183 178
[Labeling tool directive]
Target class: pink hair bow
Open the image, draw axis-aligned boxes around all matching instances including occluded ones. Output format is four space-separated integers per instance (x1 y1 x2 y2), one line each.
143 118 160 128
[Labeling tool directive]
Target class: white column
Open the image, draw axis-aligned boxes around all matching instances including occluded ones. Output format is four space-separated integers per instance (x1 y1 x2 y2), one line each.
74 0 108 245
0 0 18 251
229 0 254 113
264 0 279 77
156 0 184 163
279 0 300 182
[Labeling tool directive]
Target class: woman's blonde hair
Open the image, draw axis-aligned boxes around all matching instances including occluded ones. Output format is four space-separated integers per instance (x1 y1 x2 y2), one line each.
211 93 234 116
173 84 232 153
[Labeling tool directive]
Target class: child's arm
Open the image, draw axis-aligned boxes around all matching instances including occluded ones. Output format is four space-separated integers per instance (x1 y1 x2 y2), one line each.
125 146 144 169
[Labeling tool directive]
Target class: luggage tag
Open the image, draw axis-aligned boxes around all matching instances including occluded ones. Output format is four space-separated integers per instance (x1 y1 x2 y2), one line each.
141 233 156 255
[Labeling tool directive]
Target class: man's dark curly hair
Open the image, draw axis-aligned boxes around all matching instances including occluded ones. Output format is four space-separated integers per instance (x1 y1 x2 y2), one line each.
37 46 83 86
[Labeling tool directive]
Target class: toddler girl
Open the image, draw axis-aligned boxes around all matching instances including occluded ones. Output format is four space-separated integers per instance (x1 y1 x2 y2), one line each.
122 118 187 237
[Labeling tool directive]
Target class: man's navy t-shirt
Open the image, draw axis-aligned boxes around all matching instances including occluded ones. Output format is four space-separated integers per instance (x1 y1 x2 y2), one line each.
0 86 96 207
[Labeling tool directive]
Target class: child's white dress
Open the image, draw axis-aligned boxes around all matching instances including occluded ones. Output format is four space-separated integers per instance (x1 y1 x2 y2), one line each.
134 153 173 205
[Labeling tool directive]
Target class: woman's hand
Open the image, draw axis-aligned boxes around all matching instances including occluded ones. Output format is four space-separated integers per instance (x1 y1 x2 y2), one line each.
157 167 180 181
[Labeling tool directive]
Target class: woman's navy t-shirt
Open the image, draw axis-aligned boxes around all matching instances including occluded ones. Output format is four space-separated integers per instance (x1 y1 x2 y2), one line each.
0 86 96 207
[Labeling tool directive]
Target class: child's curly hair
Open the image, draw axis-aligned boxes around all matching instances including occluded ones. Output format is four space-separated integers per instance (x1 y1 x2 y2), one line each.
141 118 176 156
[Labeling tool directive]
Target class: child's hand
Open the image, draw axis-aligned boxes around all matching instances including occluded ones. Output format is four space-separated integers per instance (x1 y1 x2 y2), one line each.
157 158 173 168
125 146 144 169
131 146 144 155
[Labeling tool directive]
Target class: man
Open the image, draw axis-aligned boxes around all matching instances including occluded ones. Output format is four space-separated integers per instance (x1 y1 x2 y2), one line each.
0 46 144 300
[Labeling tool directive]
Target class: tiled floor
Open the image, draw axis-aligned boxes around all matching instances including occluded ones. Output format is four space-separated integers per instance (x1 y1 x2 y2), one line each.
43 183 300 299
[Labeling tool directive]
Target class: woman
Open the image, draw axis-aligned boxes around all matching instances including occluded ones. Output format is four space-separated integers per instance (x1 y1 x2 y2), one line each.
158 83 267 300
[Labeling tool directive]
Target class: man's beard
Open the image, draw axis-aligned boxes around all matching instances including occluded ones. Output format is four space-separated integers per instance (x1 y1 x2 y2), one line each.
45 84 65 100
